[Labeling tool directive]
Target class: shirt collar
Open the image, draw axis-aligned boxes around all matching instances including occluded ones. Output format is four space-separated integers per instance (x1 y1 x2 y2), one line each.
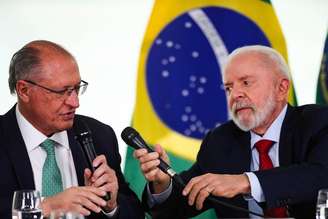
250 104 287 149
15 105 70 152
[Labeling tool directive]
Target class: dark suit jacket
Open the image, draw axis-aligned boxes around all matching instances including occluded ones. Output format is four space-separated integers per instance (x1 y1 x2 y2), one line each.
0 105 144 219
144 104 328 219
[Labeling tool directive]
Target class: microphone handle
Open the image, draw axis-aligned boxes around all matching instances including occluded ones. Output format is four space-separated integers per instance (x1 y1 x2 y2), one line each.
76 133 112 209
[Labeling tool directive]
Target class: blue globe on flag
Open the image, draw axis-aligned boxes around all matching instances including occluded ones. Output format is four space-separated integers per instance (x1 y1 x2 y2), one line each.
146 7 270 139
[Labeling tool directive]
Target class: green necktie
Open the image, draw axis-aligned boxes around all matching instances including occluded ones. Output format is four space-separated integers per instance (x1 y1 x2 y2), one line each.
40 139 63 197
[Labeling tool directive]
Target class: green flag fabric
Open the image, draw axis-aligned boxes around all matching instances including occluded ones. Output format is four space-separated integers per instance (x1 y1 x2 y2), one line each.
124 1 295 218
316 33 328 104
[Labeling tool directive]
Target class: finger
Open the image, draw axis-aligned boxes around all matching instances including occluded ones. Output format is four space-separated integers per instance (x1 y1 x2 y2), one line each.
91 163 114 183
74 195 103 214
187 181 207 206
92 154 107 168
80 187 109 207
144 168 162 181
188 176 210 199
81 186 107 197
154 144 170 163
99 181 118 194
71 203 91 216
182 176 203 196
138 152 160 164
140 159 160 173
84 168 93 186
93 172 116 188
195 188 211 210
133 148 148 159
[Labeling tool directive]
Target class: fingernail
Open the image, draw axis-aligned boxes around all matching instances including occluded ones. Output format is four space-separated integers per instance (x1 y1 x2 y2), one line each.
182 190 186 196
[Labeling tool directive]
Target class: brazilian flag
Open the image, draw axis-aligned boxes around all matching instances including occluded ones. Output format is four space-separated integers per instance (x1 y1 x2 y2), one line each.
124 0 297 218
316 33 328 104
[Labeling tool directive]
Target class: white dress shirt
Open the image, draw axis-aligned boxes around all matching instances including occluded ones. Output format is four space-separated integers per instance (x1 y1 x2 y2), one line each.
16 106 78 192
245 104 287 218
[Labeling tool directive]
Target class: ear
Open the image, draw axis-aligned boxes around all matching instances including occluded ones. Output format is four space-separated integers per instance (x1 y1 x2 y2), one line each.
276 78 290 101
16 80 31 103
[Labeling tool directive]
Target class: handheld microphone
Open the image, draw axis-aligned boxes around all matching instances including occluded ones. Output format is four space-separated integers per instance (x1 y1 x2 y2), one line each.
121 126 184 186
73 119 111 209
121 127 264 217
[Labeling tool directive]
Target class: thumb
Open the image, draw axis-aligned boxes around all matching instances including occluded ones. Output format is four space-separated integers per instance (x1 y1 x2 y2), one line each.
154 144 170 164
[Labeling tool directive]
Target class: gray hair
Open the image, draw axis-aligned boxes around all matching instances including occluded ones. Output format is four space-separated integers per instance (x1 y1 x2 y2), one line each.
9 46 42 94
223 45 290 80
8 40 75 94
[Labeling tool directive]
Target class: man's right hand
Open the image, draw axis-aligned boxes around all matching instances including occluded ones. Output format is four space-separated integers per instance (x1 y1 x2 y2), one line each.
41 186 107 217
133 144 171 194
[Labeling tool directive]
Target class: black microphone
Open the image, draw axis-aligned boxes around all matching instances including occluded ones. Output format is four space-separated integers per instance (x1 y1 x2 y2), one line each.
73 119 111 210
121 127 185 187
121 127 264 217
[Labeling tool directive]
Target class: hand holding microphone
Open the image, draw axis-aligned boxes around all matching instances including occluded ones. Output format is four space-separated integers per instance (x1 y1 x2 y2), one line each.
74 120 118 213
133 144 171 193
121 127 184 194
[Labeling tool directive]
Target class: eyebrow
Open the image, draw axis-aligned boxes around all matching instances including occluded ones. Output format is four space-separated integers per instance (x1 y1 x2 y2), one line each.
223 75 255 86
62 80 82 89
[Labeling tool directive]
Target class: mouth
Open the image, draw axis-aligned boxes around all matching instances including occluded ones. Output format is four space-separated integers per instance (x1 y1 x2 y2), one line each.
60 111 76 120
235 107 252 115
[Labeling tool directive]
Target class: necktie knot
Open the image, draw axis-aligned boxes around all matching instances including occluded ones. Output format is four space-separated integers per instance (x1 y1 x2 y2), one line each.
255 139 274 155
40 139 56 155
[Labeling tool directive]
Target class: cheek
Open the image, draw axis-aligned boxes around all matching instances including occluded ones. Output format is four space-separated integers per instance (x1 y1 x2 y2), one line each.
227 96 234 110
41 100 63 119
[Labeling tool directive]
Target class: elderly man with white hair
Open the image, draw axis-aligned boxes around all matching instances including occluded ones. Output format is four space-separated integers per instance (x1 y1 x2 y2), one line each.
133 45 328 219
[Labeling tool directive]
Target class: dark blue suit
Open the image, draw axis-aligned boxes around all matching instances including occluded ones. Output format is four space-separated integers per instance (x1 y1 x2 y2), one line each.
145 104 328 219
0 106 144 219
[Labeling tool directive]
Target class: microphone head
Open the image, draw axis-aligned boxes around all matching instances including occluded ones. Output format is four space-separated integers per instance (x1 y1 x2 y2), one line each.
121 127 142 149
73 118 92 140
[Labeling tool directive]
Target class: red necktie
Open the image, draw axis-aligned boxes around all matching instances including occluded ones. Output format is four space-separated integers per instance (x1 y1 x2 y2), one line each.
255 140 288 218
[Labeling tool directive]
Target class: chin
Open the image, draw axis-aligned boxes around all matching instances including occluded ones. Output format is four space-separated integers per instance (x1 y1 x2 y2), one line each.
57 121 74 131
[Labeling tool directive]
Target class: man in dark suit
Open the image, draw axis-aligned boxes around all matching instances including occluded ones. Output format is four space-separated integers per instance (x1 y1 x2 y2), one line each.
133 45 328 218
0 40 144 218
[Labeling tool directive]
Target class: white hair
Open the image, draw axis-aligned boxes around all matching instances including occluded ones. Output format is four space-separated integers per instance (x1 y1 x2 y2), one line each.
223 45 290 80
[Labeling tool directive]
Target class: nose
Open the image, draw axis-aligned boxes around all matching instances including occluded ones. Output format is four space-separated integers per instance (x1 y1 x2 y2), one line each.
65 90 80 108
229 86 245 100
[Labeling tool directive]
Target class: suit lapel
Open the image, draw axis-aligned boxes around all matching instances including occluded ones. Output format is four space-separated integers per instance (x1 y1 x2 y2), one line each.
231 125 252 214
2 106 35 189
279 105 295 166
67 128 88 186
234 126 252 172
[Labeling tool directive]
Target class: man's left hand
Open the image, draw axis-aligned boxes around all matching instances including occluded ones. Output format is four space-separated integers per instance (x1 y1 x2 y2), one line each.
84 155 118 211
182 173 250 210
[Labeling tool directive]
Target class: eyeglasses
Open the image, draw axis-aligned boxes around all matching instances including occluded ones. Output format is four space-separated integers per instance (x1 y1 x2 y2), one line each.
24 79 88 99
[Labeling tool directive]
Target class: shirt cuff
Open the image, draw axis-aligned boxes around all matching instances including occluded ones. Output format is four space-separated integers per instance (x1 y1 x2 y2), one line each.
245 172 265 202
147 179 172 207
102 206 119 217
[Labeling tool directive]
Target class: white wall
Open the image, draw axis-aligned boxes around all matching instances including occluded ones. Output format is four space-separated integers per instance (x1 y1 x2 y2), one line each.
272 0 328 104
0 0 327 165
